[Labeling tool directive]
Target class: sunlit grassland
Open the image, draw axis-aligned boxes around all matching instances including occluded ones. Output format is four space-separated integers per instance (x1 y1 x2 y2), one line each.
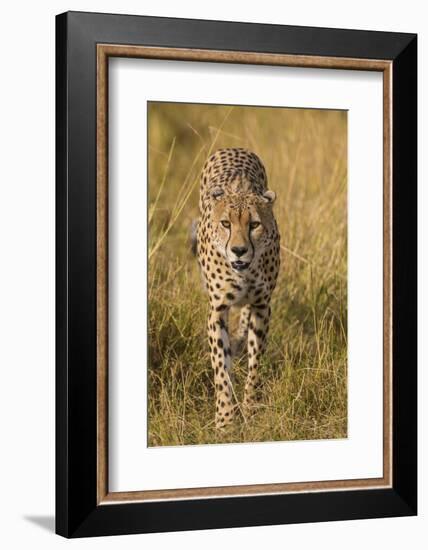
147 102 347 446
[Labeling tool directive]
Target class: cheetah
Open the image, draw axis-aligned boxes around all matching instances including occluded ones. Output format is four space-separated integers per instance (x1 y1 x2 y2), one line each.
196 148 280 429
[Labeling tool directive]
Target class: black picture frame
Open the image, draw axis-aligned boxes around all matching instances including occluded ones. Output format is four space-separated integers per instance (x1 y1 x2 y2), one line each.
56 10 417 538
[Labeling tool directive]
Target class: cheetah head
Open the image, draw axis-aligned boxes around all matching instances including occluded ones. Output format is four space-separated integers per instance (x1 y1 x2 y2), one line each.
209 188 277 273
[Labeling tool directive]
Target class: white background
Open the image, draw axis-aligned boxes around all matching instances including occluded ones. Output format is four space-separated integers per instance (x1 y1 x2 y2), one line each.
110 60 383 492
0 1 425 548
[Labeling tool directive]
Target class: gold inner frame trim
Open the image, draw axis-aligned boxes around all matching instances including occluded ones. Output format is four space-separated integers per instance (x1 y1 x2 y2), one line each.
96 43 393 505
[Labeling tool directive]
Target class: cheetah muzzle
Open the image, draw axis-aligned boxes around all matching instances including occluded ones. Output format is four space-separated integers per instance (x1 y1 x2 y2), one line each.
196 148 280 429
231 260 250 272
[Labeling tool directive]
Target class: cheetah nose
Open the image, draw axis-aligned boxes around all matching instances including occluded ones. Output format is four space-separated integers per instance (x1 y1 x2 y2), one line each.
231 246 248 258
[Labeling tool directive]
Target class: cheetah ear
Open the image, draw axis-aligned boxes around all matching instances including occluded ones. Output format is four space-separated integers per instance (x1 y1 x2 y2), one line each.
262 190 276 204
211 186 224 200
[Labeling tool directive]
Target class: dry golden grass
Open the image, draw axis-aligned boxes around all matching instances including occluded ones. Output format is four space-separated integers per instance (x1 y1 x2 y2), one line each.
147 102 347 446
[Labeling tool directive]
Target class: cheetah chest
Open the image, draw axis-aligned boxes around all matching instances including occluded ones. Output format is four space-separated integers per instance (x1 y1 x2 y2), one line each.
200 249 276 310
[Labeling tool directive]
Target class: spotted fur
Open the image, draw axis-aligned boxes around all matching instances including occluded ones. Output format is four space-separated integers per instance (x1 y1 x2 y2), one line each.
196 148 280 428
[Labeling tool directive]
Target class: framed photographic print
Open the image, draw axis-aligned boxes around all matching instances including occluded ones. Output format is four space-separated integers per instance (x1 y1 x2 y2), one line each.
56 11 417 538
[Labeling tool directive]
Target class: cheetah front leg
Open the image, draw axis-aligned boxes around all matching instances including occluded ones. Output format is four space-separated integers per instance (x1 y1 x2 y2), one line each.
243 304 270 414
231 304 251 358
208 306 235 429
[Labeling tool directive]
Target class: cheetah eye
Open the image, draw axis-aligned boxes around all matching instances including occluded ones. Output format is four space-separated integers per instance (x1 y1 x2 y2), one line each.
220 220 231 229
250 221 261 230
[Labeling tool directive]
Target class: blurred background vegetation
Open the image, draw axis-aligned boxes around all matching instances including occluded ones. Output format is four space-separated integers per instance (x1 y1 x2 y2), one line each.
147 102 347 446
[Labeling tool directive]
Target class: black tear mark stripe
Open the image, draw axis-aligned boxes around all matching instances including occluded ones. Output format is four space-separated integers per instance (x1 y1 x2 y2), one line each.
224 220 231 259
248 224 255 259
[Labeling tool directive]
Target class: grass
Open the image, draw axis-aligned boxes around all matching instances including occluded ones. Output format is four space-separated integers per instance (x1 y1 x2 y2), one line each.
147 102 347 446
